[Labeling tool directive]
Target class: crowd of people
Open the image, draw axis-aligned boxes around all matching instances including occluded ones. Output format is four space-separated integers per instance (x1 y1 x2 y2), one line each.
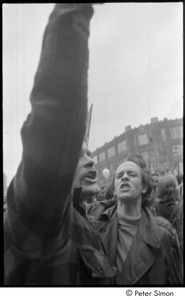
4 4 183 286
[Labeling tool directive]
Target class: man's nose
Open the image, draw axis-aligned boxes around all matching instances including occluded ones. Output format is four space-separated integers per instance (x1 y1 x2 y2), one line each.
85 156 94 168
121 172 128 181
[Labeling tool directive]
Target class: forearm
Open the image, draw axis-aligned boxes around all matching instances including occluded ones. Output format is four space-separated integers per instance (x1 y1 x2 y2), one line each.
23 4 93 196
6 4 93 246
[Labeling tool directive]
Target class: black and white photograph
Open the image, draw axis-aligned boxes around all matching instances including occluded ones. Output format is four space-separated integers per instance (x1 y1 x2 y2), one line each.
2 2 183 294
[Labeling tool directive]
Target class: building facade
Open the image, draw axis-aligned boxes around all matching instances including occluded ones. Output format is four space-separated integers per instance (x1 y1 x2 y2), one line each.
92 117 183 187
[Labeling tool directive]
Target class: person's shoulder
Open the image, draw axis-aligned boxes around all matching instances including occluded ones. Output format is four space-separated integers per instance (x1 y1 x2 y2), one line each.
155 215 177 237
86 199 117 220
146 207 175 235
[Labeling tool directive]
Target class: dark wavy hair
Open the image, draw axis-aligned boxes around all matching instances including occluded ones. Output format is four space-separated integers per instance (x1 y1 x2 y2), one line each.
126 154 154 208
156 175 179 201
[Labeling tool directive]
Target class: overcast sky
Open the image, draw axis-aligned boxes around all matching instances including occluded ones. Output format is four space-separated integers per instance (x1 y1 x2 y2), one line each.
3 3 183 184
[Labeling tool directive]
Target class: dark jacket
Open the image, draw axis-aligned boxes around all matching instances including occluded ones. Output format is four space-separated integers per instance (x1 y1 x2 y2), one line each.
156 197 179 230
87 200 183 285
157 198 183 256
4 4 116 286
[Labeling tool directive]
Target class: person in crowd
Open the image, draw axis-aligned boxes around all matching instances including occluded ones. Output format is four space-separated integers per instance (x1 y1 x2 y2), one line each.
179 181 183 200
152 173 161 187
105 177 116 200
177 200 183 255
176 173 183 200
155 175 183 253
4 3 118 286
149 172 160 215
96 186 107 201
87 155 183 285
176 173 183 185
156 175 180 221
96 179 115 202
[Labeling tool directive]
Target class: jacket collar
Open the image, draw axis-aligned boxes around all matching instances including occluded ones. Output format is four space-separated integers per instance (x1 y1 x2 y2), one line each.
139 208 161 248
98 199 117 221
100 202 161 248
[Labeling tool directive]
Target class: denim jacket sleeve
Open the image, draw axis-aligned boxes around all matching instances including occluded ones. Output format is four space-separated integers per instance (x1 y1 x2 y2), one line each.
4 4 93 257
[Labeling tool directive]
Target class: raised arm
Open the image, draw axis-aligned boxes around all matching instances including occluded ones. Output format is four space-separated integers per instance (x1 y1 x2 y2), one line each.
4 4 94 257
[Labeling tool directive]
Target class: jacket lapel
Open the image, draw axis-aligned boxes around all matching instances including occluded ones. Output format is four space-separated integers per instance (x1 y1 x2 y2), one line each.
116 209 161 285
100 211 118 266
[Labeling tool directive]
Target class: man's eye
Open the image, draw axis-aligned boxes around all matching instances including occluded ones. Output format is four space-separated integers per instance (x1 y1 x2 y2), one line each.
129 172 137 176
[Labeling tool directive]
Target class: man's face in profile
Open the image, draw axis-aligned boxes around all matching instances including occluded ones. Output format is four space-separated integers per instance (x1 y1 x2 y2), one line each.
73 142 100 201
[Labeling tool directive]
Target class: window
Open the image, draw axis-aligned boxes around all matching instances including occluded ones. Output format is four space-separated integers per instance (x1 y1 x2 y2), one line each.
108 146 115 158
161 129 166 141
170 128 175 139
99 151 105 162
118 140 127 153
172 145 183 156
176 126 183 138
170 126 183 139
137 133 149 146
92 155 98 164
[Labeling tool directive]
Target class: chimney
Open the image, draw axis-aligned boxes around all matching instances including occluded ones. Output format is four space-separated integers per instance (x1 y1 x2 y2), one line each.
125 125 132 132
151 117 159 124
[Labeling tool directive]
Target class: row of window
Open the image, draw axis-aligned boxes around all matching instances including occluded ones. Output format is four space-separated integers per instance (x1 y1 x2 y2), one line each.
93 126 183 163
170 126 183 140
97 144 183 179
97 141 127 163
138 126 183 144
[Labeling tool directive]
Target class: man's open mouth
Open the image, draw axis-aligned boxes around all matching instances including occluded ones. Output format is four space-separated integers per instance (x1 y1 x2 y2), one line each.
120 183 130 191
84 170 97 183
